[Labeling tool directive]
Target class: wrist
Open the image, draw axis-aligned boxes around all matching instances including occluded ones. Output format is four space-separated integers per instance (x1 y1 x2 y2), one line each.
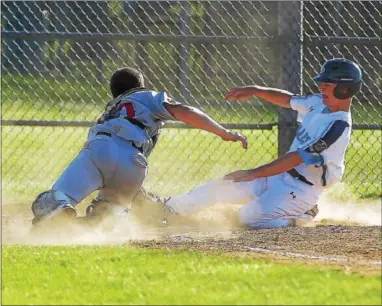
218 128 230 138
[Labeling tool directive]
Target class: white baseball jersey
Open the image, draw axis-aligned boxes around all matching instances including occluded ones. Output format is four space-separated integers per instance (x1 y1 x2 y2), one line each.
165 93 353 229
288 94 352 188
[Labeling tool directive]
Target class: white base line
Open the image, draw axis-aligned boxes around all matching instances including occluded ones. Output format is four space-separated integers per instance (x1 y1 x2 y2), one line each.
141 231 382 266
245 246 382 266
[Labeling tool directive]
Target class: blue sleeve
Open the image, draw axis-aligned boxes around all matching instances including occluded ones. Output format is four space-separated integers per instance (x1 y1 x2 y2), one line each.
297 149 324 166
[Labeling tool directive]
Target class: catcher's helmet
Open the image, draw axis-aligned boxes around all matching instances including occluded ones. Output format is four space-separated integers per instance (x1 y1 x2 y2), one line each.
314 58 362 99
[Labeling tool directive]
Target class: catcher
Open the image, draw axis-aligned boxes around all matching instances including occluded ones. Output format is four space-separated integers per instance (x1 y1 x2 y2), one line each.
31 67 247 225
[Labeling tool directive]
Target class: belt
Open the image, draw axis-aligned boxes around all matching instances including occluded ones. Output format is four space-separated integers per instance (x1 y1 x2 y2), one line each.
126 117 146 130
96 131 143 153
96 131 112 137
287 168 314 186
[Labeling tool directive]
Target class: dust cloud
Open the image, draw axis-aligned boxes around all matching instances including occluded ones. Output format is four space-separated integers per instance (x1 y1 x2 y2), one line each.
315 196 381 226
1 192 381 246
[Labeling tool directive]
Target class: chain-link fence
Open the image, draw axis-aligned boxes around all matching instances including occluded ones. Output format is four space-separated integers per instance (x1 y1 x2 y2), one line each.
2 1 381 205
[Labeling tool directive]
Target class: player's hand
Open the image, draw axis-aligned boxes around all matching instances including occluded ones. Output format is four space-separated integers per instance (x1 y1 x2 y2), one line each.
224 169 258 182
221 130 248 150
224 87 255 102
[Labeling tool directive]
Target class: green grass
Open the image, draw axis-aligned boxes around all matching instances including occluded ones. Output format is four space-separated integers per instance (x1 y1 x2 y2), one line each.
2 246 381 305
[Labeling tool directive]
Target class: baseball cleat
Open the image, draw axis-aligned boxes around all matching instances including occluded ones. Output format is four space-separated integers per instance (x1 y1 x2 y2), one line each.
140 188 177 215
288 205 319 227
162 198 178 215
32 203 77 225
76 199 133 233
304 205 319 218
31 190 78 226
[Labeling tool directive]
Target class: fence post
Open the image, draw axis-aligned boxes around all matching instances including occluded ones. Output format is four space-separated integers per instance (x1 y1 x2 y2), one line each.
277 1 303 156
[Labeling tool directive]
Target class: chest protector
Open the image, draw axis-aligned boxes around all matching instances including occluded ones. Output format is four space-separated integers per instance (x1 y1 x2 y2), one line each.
97 88 160 156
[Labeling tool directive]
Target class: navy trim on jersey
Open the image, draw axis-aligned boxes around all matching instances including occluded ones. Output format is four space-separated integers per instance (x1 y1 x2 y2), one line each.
301 120 349 187
321 120 349 147
307 120 349 153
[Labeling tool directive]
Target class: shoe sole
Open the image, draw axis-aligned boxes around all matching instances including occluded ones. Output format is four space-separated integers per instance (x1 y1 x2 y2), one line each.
32 205 77 226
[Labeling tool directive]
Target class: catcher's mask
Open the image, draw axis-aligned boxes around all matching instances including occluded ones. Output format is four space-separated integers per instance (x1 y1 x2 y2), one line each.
313 58 362 99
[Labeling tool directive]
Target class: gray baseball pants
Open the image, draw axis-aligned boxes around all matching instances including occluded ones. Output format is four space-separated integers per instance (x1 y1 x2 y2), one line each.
52 133 148 206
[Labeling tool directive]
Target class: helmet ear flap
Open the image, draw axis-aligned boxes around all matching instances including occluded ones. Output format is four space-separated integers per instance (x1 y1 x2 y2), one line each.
334 81 362 99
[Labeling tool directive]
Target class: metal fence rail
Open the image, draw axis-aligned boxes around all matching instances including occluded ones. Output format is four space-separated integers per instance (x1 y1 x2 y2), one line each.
1 1 381 203
2 120 379 130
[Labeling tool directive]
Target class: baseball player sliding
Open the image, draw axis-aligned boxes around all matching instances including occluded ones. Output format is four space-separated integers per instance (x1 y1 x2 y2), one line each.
31 67 247 225
156 58 362 228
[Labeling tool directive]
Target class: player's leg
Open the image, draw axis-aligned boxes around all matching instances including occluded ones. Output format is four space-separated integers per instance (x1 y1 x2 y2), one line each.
238 204 318 228
31 148 104 224
31 135 118 224
83 136 147 221
164 176 268 215
237 173 321 228
31 190 78 225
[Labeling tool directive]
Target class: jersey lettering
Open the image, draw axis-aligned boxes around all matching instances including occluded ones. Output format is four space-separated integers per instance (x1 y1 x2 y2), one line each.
296 126 312 144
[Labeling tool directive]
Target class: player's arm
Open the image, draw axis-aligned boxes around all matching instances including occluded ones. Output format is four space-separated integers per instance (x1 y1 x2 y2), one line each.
224 151 304 182
165 104 247 149
225 120 350 182
224 85 294 108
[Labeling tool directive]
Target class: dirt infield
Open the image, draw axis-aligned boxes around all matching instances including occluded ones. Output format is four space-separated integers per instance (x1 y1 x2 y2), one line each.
2 203 381 274
131 226 381 274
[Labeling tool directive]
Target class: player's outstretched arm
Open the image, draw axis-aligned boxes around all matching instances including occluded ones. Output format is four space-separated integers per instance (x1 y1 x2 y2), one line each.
225 85 294 108
165 104 247 149
224 151 303 182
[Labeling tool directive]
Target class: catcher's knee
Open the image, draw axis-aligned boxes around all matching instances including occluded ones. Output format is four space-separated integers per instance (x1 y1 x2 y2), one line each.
31 190 77 224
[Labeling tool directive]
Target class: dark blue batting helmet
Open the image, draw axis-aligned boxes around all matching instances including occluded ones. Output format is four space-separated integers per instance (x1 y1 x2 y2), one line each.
314 59 362 99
